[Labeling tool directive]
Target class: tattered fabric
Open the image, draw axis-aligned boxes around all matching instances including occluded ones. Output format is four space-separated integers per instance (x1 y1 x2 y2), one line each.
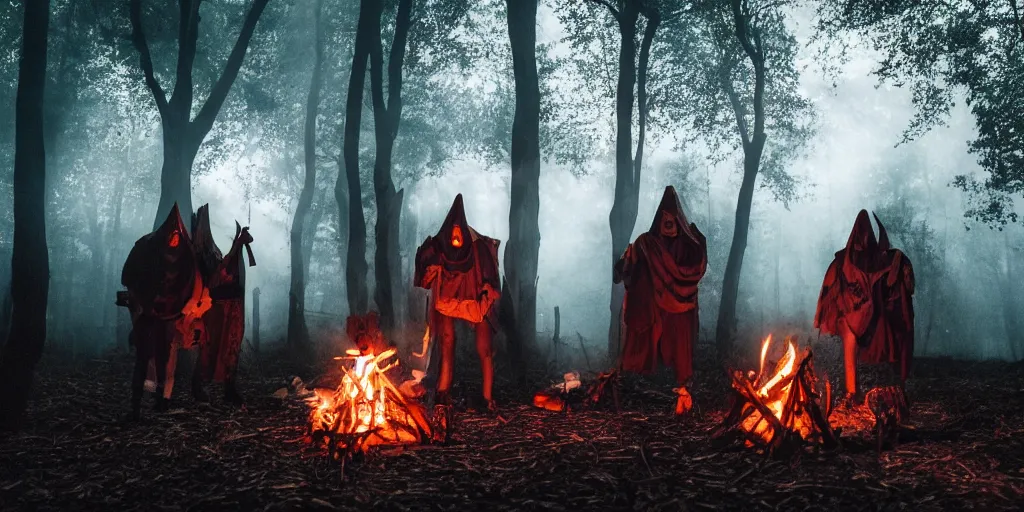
614 186 707 383
814 210 915 379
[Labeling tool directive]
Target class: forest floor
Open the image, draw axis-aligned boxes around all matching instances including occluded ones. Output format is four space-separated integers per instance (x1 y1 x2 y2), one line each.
1 342 1023 511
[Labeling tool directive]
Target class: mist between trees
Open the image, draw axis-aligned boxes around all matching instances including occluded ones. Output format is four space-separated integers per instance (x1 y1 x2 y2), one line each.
1 0 1022 368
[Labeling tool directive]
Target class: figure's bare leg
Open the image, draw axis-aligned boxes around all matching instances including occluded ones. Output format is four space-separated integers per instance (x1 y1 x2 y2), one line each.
436 315 456 397
475 320 494 404
130 325 153 420
153 335 172 412
840 320 858 398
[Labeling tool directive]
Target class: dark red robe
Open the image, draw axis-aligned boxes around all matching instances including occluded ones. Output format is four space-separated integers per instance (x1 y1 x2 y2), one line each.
192 205 255 383
121 204 205 406
614 186 707 383
814 210 915 380
414 194 500 402
414 194 501 324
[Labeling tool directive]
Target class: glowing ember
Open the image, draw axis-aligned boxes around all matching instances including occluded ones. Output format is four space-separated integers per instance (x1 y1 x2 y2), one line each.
306 347 431 455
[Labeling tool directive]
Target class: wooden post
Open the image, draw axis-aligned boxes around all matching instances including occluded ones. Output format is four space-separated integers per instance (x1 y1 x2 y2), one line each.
552 306 560 370
252 287 261 353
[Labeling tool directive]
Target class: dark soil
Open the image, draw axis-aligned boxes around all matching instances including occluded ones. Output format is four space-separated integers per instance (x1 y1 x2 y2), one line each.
1 341 1022 511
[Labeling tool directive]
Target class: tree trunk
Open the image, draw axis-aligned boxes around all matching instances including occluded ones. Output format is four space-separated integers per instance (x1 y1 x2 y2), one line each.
129 0 271 230
369 0 413 333
715 137 765 357
302 189 327 276
288 0 325 349
503 0 542 376
0 0 51 431
339 0 375 316
333 158 351 315
602 1 651 360
715 0 767 359
252 287 261 353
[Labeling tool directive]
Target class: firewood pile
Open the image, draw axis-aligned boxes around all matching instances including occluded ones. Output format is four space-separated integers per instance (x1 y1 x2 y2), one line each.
713 335 838 454
305 348 433 462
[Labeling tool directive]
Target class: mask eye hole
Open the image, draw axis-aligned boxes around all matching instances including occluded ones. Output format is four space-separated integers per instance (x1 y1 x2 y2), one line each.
169 232 181 248
451 225 463 248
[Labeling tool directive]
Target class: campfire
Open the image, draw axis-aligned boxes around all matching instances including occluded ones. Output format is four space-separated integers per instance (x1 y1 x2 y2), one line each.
306 348 432 458
715 335 837 453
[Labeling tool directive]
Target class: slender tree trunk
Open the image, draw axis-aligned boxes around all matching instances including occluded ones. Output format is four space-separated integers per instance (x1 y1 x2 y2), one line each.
288 0 325 349
503 0 542 376
333 158 351 315
303 189 327 275
0 0 51 431
369 0 413 332
339 0 375 316
129 0 271 230
715 0 767 359
606 1 646 358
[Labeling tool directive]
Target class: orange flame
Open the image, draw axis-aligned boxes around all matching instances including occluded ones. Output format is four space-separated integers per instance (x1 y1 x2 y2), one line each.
307 347 430 452
739 335 811 445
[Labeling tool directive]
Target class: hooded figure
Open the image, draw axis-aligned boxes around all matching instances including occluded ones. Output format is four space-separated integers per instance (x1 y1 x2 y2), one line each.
814 210 915 402
414 194 501 411
190 205 255 405
614 186 708 415
120 203 209 419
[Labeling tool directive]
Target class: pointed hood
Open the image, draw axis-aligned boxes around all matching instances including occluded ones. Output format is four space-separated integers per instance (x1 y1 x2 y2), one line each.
121 202 197 318
846 209 879 254
649 186 699 244
191 204 223 280
872 211 891 252
436 194 473 263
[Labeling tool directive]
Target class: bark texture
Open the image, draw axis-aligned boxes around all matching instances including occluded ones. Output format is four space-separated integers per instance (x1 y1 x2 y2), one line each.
0 0 51 431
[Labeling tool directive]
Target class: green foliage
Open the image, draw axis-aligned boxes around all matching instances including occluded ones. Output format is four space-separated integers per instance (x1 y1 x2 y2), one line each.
815 0 1024 226
658 0 816 207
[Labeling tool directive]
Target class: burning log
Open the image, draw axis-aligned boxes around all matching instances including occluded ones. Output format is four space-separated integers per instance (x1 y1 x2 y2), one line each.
306 348 433 460
531 370 620 413
714 335 838 454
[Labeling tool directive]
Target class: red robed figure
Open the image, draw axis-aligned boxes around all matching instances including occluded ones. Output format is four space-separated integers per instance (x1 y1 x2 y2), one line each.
814 210 915 396
191 204 255 405
614 186 707 413
120 203 204 417
414 194 501 408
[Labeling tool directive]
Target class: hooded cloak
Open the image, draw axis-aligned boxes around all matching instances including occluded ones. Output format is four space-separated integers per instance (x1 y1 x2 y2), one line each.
614 186 707 382
121 203 198 320
814 210 915 378
191 204 223 283
414 194 501 324
197 215 255 383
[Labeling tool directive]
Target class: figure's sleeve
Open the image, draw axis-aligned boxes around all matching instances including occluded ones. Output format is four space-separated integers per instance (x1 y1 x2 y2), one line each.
813 258 841 332
414 237 438 289
613 244 637 285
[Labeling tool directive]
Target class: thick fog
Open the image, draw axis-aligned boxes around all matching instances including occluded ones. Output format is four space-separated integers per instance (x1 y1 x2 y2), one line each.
0 1 1020 363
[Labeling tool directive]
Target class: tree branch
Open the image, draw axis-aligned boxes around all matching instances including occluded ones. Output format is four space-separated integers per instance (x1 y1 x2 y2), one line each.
723 77 750 146
191 0 272 143
129 0 168 115
170 0 201 114
731 0 765 138
633 7 659 187
1011 0 1024 41
386 0 414 135
585 0 620 20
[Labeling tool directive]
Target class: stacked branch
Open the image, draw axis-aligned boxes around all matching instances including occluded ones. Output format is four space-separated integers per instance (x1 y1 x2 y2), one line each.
307 349 432 461
715 337 838 454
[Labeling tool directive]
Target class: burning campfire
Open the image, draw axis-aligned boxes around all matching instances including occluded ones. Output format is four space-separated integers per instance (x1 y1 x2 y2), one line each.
306 348 432 458
715 335 837 453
